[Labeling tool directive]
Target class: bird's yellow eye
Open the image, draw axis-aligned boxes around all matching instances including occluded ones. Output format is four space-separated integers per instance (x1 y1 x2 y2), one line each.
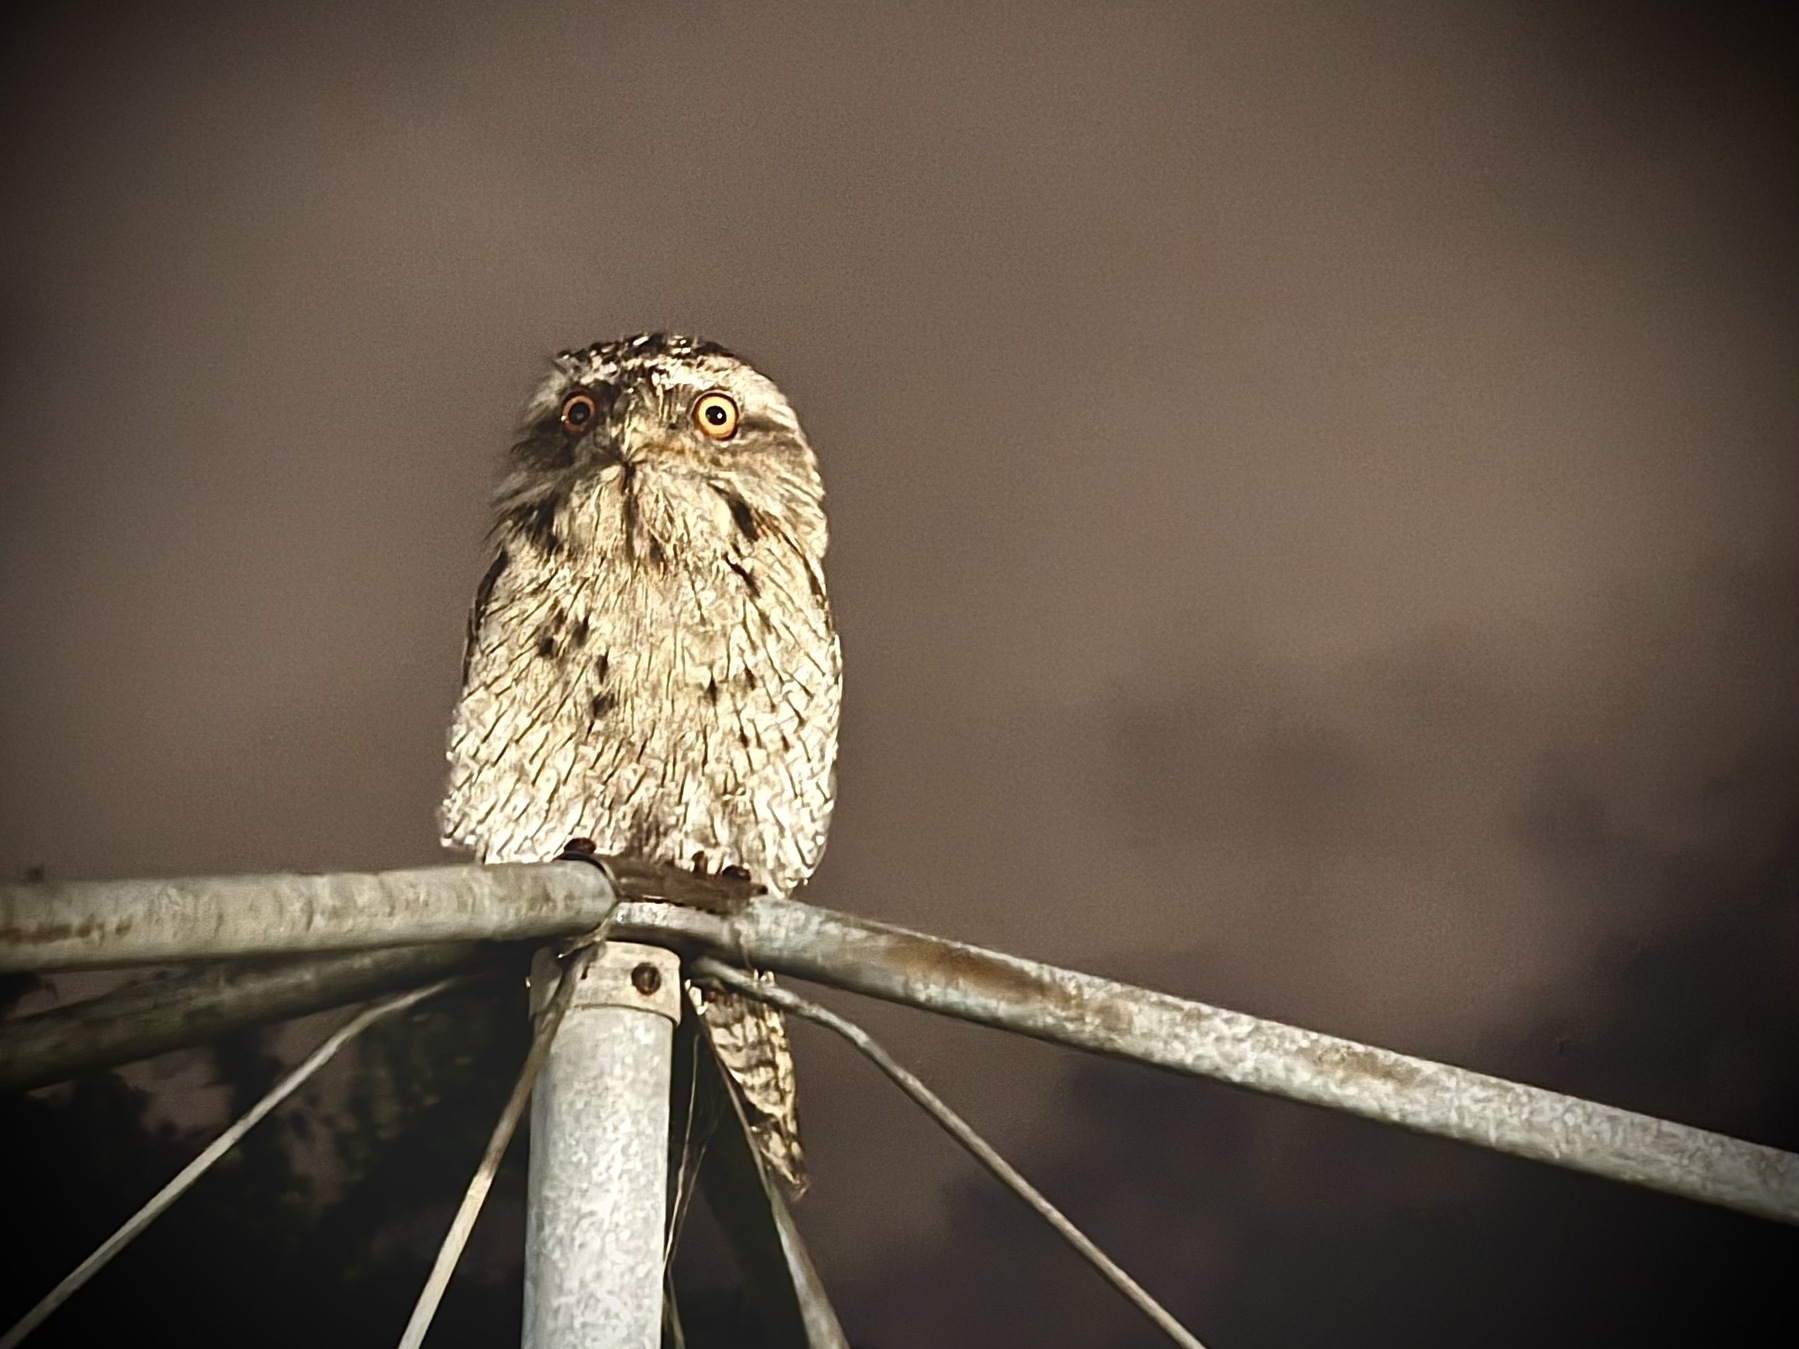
559 390 599 435
692 391 740 440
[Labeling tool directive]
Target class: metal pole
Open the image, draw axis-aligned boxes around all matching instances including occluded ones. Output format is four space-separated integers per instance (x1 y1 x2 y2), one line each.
524 942 682 1349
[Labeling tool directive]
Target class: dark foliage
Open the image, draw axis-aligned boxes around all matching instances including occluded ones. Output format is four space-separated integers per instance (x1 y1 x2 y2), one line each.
1 968 783 1348
0 978 536 1348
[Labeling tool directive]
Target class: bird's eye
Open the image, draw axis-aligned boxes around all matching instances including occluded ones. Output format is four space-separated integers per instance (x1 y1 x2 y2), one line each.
692 391 740 440
559 391 599 435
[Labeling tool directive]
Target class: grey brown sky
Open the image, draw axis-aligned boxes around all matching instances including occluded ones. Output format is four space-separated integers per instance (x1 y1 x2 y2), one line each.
2 2 1793 1344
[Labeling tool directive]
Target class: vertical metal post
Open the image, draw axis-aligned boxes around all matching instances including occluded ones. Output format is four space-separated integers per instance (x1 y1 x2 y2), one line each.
523 942 682 1349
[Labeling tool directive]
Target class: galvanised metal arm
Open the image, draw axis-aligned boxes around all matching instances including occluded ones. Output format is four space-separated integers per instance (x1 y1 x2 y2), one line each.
0 943 507 1091
608 897 1799 1228
0 863 612 970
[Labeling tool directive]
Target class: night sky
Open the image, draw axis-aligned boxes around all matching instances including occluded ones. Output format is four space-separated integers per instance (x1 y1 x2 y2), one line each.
2 3 1793 1345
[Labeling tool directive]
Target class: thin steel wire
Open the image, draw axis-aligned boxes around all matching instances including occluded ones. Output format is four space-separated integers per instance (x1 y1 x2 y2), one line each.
691 958 1208 1349
0 978 459 1349
664 1030 707 1268
396 945 593 1349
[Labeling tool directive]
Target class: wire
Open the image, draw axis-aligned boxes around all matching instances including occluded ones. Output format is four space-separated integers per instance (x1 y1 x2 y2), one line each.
395 945 594 1349
691 957 1209 1349
1 978 459 1349
664 1019 708 1269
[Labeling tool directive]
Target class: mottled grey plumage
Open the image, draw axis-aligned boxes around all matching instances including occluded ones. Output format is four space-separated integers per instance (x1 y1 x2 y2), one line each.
442 333 840 1192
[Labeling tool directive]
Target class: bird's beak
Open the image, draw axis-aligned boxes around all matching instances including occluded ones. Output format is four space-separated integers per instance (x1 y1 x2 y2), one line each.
589 428 628 468
584 382 628 466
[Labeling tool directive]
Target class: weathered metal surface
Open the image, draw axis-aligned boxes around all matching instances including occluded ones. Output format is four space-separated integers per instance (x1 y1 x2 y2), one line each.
0 943 506 1092
2 863 1791 1224
524 942 682 1349
616 898 1799 1226
0 863 613 971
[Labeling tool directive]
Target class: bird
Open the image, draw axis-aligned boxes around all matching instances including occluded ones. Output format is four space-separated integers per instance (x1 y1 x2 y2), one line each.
441 332 841 1195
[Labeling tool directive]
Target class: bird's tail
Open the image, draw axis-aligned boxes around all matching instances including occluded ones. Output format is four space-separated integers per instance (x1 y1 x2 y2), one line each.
692 974 807 1197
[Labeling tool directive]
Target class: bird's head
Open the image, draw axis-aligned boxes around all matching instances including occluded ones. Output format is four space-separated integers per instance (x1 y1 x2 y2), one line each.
512 332 812 475
494 333 824 559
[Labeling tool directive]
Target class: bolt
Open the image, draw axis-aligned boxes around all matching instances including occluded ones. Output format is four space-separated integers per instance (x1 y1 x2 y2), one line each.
631 963 662 996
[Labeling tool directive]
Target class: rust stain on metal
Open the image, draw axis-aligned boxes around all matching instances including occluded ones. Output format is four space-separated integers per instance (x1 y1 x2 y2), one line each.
852 926 1149 1045
0 918 95 946
1297 1039 1427 1091
873 929 1058 1007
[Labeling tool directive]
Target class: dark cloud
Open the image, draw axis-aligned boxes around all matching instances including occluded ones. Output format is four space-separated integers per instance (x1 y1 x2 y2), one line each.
1 1 1792 1344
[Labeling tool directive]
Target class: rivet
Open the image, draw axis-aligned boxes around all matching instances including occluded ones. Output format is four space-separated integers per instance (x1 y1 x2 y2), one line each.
631 963 662 996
